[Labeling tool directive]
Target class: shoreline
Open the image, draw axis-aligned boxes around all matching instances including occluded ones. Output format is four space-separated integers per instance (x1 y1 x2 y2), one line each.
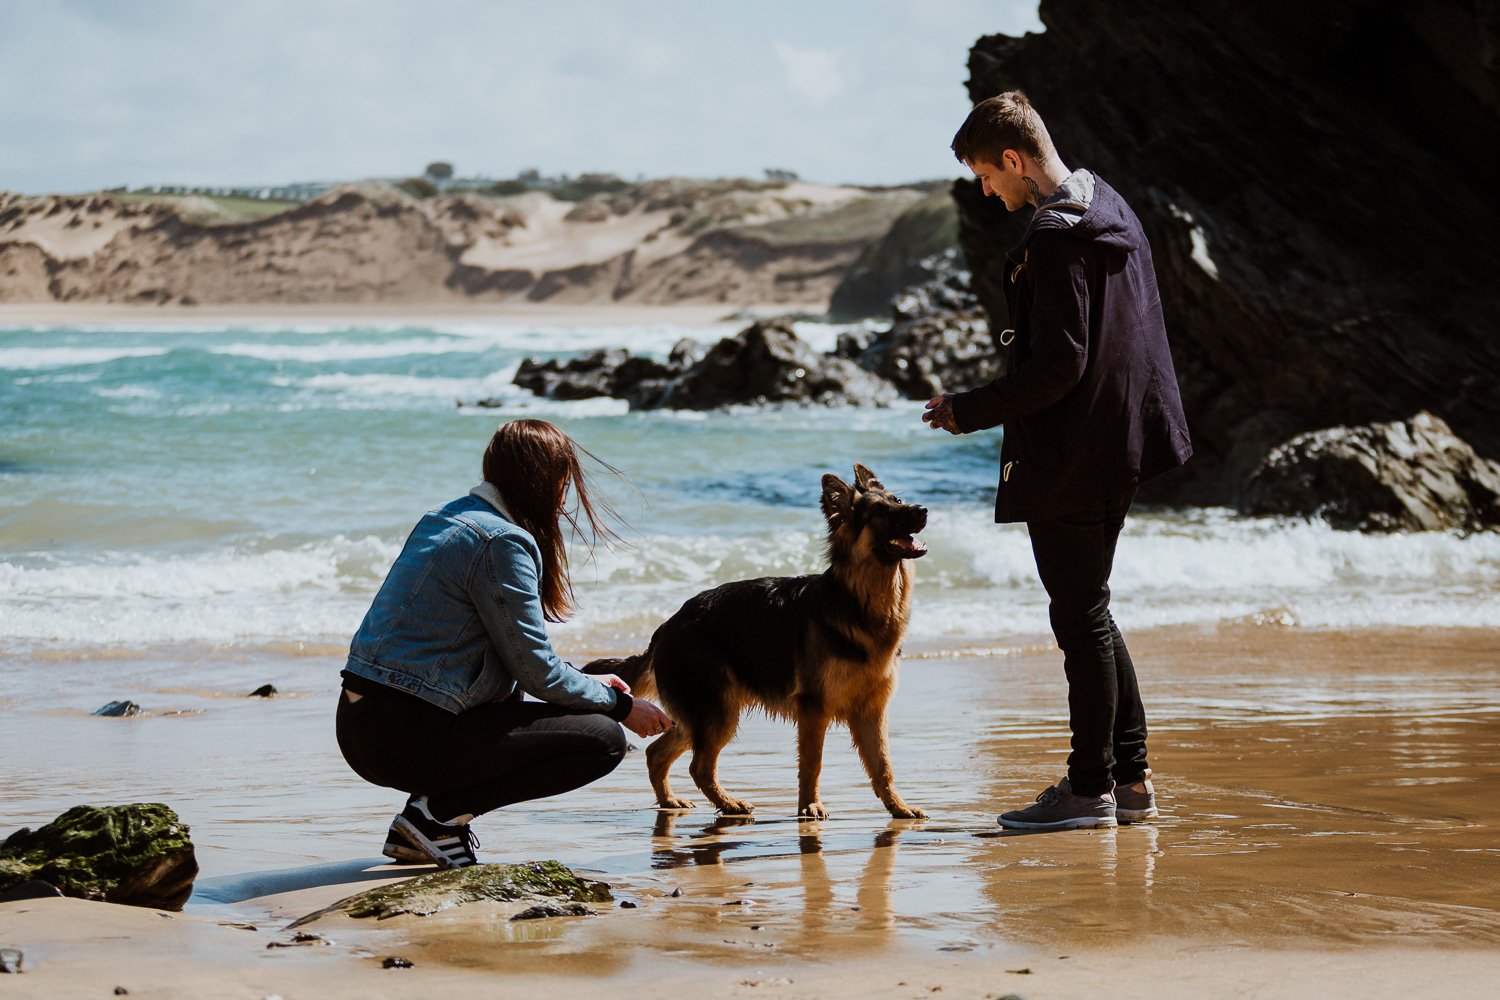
3 624 1498 996
0 301 802 329
3 892 1497 999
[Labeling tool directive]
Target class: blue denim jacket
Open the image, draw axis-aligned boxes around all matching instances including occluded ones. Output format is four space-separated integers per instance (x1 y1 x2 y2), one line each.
343 484 619 715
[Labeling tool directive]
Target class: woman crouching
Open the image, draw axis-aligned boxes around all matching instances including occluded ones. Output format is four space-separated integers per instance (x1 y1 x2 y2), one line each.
337 418 672 867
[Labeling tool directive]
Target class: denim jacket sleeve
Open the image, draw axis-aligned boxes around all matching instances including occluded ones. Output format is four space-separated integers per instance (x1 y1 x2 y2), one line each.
468 531 618 713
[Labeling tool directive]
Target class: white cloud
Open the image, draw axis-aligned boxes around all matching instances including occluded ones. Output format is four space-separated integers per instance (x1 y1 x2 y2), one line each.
772 41 848 108
0 0 1045 192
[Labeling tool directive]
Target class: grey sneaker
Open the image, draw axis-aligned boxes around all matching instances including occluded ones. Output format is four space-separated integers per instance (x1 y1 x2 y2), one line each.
1114 770 1158 823
998 777 1118 830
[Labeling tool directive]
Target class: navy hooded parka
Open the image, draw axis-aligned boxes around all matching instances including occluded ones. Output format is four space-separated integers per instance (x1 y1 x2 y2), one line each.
950 171 1192 522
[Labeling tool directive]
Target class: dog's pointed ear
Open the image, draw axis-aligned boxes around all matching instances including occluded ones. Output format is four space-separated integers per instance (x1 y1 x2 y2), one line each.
852 463 883 492
821 473 854 522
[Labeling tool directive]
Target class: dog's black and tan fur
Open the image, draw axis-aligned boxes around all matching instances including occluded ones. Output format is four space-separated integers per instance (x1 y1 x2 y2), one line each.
585 463 928 819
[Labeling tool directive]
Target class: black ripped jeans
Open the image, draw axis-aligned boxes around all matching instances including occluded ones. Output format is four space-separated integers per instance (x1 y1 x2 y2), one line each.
336 681 627 822
1026 487 1148 797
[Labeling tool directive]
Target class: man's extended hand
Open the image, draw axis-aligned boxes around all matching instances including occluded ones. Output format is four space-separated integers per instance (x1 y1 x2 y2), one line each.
922 394 961 434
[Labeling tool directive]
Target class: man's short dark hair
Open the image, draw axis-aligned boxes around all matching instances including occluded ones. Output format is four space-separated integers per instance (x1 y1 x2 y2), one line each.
951 90 1058 166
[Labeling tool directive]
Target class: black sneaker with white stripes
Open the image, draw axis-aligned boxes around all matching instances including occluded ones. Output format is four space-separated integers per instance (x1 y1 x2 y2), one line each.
381 820 429 865
389 797 481 869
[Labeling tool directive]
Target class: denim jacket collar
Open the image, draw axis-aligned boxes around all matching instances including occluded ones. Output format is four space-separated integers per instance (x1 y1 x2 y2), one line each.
468 481 514 521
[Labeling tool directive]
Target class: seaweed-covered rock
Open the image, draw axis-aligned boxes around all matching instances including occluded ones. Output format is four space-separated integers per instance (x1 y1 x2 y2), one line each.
1242 412 1500 532
0 804 198 911
289 860 612 927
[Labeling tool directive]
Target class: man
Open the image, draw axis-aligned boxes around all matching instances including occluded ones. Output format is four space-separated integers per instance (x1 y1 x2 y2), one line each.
923 91 1192 830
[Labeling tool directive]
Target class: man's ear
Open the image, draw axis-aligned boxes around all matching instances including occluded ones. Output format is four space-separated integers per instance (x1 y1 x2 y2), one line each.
852 463 883 492
821 474 854 522
1002 148 1025 174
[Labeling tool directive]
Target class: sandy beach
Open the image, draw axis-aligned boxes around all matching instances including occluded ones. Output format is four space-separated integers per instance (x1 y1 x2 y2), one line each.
4 625 1498 998
0 301 766 330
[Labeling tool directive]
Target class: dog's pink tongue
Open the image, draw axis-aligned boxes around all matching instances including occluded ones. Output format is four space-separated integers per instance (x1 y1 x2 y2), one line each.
894 536 928 557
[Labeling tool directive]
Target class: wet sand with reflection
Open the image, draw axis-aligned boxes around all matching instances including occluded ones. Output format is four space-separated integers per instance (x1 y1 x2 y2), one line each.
2 625 1498 996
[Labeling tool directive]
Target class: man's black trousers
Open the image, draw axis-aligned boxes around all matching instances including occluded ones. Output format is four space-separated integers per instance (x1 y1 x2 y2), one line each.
1026 487 1149 796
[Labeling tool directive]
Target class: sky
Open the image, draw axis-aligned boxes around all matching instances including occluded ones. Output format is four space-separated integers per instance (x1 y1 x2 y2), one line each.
0 0 1043 194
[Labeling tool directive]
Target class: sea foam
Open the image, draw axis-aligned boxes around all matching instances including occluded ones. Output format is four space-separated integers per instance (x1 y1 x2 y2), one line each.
0 346 169 369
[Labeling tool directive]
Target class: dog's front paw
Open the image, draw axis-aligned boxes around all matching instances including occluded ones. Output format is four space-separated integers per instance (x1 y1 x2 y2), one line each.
658 797 696 811
717 799 755 816
888 804 927 820
797 802 829 820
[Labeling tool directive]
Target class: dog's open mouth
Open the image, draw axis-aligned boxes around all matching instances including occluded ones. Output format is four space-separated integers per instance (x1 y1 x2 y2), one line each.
886 535 928 559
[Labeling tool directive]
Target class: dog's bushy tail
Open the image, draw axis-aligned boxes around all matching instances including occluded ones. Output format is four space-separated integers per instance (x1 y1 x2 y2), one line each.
581 651 656 700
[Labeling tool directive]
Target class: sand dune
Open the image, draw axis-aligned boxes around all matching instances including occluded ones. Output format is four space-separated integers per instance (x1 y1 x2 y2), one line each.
0 180 923 309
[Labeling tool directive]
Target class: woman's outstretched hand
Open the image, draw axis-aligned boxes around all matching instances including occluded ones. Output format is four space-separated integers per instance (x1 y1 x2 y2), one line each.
623 698 675 739
596 673 632 695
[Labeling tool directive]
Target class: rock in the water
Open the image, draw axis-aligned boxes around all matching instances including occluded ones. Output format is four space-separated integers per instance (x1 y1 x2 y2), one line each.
1242 412 1500 532
289 860 612 926
0 948 22 974
650 319 899 409
0 804 198 911
511 901 596 920
957 1 1500 507
853 310 998 399
500 343 697 407
504 320 898 410
381 956 414 969
513 347 633 400
248 684 277 698
266 932 329 948
92 701 141 717
887 249 977 324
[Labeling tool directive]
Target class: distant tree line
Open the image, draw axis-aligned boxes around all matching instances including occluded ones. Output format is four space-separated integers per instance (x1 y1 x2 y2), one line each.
108 161 804 205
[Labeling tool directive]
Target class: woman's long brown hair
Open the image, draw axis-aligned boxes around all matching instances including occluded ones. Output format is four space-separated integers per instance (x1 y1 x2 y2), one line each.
481 419 622 623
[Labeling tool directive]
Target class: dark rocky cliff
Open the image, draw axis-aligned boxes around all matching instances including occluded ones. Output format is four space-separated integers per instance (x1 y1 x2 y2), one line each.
956 0 1500 506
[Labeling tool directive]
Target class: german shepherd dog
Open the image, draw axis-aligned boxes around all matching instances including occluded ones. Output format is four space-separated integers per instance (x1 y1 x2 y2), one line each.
585 463 929 820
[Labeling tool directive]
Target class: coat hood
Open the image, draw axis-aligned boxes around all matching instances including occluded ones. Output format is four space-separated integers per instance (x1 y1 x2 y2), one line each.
1011 170 1143 258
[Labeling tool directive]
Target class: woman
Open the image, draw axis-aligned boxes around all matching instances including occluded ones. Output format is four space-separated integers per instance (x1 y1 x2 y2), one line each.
337 419 673 868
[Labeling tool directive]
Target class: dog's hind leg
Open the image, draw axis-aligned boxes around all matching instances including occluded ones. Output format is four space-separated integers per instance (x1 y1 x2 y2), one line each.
849 709 926 819
688 718 754 816
647 725 695 810
796 700 831 820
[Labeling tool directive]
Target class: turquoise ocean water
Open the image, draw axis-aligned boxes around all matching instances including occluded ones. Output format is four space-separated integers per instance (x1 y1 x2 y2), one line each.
3 318 1499 663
